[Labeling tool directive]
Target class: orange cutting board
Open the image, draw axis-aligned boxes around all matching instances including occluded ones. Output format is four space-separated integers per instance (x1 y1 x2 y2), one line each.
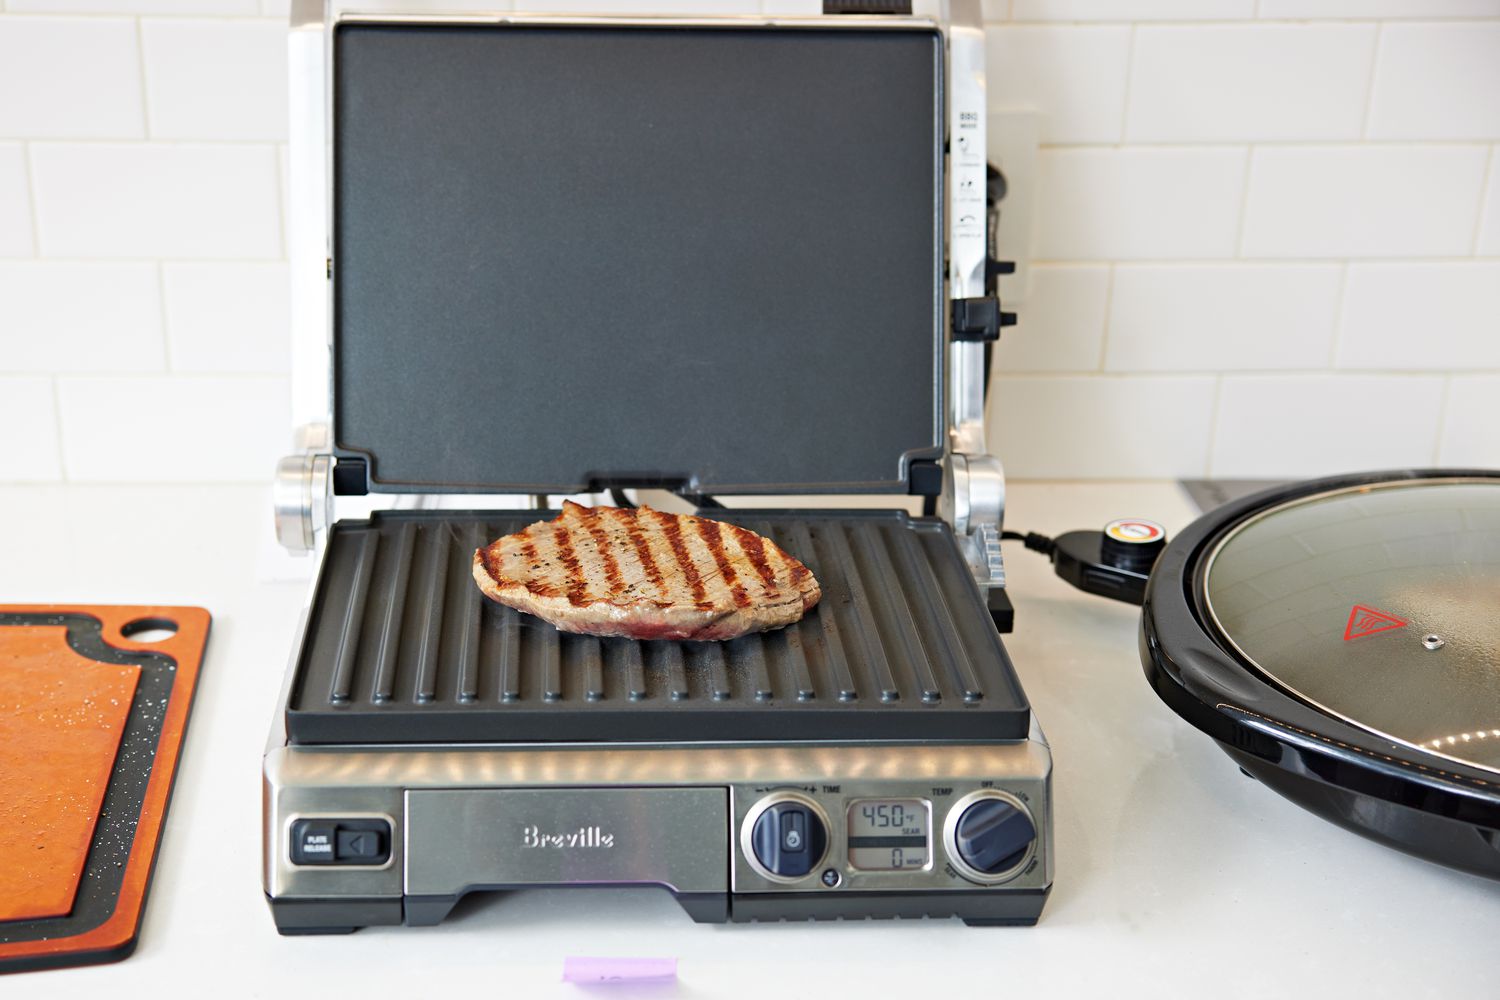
0 632 140 921
0 606 209 974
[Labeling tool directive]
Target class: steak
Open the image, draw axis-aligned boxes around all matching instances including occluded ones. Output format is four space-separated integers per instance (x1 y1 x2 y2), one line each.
471 502 821 641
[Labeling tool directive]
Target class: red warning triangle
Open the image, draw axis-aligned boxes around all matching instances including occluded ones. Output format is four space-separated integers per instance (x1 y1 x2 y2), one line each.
1343 604 1407 641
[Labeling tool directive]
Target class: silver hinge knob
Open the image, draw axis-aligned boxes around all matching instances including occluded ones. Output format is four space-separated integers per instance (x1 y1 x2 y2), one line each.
273 452 331 553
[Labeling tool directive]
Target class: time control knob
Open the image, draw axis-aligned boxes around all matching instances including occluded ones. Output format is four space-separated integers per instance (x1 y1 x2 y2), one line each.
746 796 829 880
947 792 1035 883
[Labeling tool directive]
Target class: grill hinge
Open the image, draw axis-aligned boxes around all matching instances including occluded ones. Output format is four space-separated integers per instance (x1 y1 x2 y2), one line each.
273 422 333 554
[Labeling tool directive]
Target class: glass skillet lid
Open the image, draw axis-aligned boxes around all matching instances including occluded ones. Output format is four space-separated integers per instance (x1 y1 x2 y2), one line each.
1200 478 1500 773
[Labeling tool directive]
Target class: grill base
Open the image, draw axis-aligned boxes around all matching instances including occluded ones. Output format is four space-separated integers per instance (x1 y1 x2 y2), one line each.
287 508 1028 744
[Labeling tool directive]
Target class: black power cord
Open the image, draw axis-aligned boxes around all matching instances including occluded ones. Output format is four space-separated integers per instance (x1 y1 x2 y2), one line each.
1001 529 1055 556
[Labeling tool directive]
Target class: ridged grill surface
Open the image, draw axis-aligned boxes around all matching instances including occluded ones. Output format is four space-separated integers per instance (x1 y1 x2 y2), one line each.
287 509 1028 744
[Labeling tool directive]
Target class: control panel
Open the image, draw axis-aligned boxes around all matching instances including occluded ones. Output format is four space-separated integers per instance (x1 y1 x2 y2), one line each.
731 781 1044 895
266 741 1053 930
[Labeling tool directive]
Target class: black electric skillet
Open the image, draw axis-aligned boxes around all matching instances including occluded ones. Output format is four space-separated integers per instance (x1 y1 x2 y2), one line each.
1136 469 1500 879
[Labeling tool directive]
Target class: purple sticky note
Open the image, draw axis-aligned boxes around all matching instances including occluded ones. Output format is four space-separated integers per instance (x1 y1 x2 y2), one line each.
563 957 678 985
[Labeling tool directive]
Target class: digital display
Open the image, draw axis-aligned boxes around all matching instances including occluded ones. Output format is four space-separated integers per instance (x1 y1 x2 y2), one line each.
846 799 930 871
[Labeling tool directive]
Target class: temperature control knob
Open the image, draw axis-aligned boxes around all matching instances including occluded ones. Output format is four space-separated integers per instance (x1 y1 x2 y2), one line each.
746 796 829 880
948 792 1035 883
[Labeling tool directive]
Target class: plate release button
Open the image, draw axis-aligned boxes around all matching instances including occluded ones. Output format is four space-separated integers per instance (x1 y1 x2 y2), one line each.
289 820 338 865
290 818 391 866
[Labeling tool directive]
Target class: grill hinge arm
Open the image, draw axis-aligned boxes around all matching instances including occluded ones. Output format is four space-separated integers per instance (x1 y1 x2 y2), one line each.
940 0 1006 595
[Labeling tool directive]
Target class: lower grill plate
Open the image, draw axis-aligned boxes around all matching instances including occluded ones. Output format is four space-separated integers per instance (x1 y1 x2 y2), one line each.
287 509 1028 744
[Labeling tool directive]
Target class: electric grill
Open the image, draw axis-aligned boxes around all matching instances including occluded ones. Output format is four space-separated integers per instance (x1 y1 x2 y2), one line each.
264 0 1050 933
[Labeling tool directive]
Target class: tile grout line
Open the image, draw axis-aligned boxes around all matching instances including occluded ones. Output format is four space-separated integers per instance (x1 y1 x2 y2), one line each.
44 372 292 382
1116 23 1138 146
1233 144 1254 257
134 15 153 140
0 11 277 20
1202 375 1225 478
49 375 69 484
2 254 287 264
274 142 289 259
20 142 41 257
1038 139 1494 151
1431 374 1455 465
1469 143 1497 255
157 260 173 371
1094 263 1115 371
1027 255 1497 266
987 16 1500 26
19 138 294 148
1326 260 1351 368
1358 21 1384 140
990 367 1500 379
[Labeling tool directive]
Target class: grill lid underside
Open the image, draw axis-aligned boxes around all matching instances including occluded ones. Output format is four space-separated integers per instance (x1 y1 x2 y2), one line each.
288 509 1028 744
332 22 944 494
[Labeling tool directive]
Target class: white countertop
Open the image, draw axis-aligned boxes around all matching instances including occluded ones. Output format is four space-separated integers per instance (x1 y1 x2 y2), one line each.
3 480 1497 997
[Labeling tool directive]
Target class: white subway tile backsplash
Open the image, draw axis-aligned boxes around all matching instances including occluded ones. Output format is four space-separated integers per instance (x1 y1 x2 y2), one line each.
985 25 1130 144
0 144 32 256
1258 0 1500 19
2 4 1499 486
30 143 281 259
8 1 258 12
1478 149 1500 255
164 262 289 372
1126 24 1375 143
1036 147 1246 260
0 377 62 482
1241 145 1489 258
995 264 1109 372
142 18 289 141
1367 23 1500 141
1210 374 1445 478
0 262 164 373
1105 264 1343 372
1011 0 1253 18
0 17 144 139
1438 376 1500 467
990 375 1216 477
1336 262 1500 371
57 375 288 481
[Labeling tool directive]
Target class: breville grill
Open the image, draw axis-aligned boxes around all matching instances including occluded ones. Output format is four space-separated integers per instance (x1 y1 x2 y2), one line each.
264 0 1050 932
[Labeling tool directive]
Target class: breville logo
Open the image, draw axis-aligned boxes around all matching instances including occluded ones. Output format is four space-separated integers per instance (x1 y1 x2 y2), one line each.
521 824 615 849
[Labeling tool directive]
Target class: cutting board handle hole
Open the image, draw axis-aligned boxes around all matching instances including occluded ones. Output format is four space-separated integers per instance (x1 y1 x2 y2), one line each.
121 617 178 643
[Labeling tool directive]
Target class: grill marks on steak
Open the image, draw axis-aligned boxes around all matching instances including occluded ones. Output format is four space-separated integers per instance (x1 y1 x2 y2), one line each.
472 502 821 641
